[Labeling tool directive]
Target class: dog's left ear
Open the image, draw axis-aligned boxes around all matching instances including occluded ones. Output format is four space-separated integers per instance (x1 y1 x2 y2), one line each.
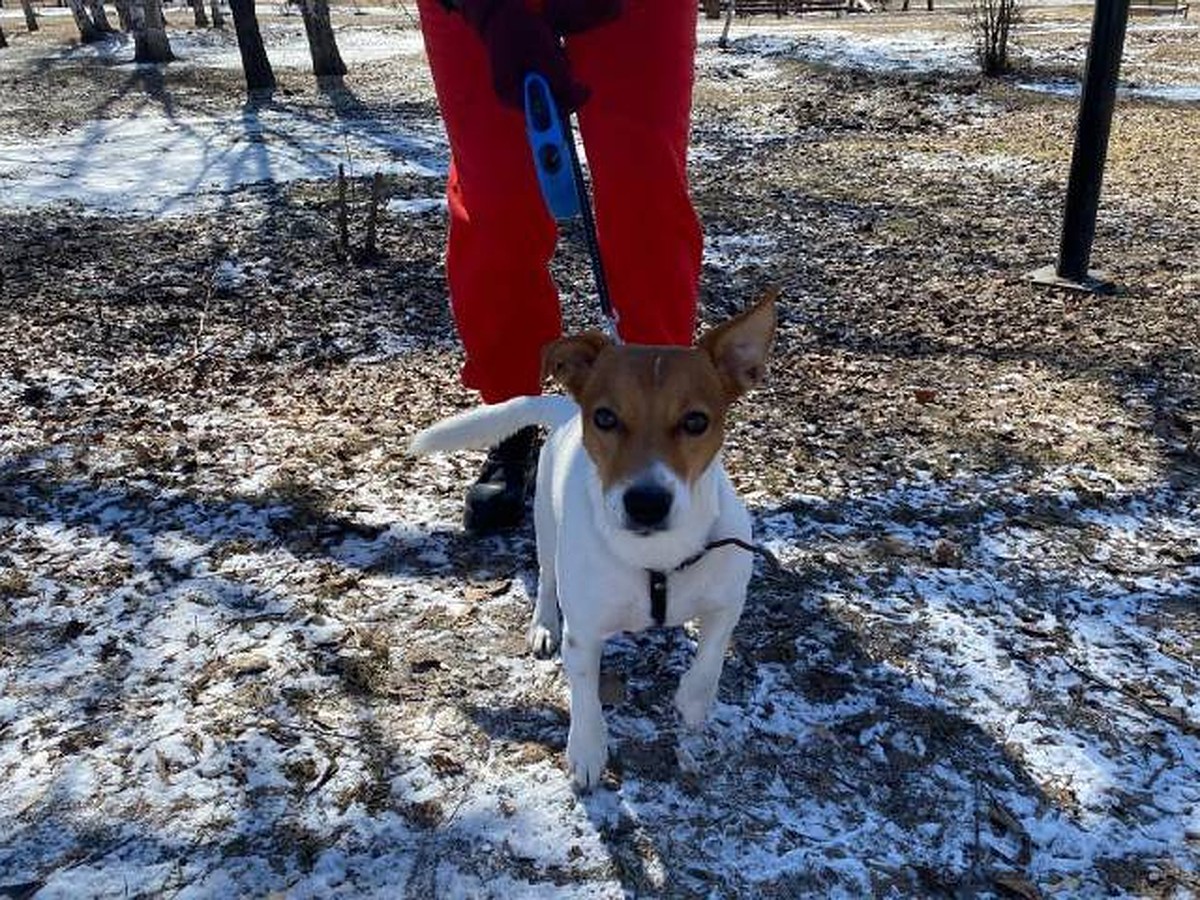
700 288 779 400
542 331 611 399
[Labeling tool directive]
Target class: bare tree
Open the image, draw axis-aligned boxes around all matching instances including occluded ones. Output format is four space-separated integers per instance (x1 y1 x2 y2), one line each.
65 0 104 42
131 0 174 61
970 0 1020 74
21 0 38 32
85 0 118 32
210 0 225 26
0 20 7 48
719 0 734 48
229 0 275 93
115 0 132 30
297 0 346 82
191 0 209 26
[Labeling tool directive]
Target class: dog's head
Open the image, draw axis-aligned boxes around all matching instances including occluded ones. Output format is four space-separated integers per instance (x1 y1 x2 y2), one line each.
542 290 777 541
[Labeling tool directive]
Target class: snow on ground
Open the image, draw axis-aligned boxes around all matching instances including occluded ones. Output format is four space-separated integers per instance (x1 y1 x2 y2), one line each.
2 17 1196 217
0 22 441 215
1019 80 1200 103
31 25 428 69
3 11 1200 897
725 29 979 74
0 107 445 215
2 435 1198 895
712 21 1200 100
387 195 446 216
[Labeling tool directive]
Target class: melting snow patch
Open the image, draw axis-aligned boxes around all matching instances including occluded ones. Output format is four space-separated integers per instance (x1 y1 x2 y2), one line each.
387 195 447 216
703 232 774 270
1019 79 1200 103
727 29 976 74
0 109 446 215
900 149 1045 179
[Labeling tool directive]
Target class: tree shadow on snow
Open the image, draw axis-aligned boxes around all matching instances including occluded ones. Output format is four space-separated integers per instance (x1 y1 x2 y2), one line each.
2 443 1197 895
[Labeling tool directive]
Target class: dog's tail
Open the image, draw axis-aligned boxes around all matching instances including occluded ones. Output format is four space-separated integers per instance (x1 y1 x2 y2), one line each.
409 395 578 455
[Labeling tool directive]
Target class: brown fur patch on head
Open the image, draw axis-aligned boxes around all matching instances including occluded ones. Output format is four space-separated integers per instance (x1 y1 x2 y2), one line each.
548 292 778 491
541 331 611 399
699 289 778 401
576 346 729 491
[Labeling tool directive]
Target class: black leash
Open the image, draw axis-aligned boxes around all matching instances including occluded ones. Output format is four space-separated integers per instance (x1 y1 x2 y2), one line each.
648 538 784 626
558 104 620 342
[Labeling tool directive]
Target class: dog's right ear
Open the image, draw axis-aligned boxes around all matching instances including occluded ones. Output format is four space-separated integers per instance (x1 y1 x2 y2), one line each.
541 331 611 399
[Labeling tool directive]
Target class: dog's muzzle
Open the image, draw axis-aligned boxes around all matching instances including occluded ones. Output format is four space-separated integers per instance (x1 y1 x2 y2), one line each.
623 483 673 533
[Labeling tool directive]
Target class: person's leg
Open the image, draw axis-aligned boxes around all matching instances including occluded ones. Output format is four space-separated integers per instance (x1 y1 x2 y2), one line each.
420 0 562 531
419 0 562 402
567 0 702 347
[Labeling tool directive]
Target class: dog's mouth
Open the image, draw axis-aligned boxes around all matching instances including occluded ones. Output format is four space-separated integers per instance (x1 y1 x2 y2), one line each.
627 523 670 537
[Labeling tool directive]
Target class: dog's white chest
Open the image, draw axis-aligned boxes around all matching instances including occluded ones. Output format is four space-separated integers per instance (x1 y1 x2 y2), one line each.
542 417 754 638
559 538 751 637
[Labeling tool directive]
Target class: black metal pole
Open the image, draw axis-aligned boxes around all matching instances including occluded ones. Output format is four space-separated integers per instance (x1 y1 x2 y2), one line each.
1055 0 1131 284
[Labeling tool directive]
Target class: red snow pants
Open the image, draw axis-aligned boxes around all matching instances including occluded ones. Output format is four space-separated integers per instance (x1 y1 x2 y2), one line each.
419 0 702 402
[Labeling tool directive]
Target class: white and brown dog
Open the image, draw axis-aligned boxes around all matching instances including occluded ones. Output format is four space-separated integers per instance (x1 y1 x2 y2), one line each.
410 294 776 789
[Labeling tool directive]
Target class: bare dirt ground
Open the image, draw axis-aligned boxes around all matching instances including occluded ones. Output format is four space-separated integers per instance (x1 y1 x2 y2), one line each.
1 5 1199 897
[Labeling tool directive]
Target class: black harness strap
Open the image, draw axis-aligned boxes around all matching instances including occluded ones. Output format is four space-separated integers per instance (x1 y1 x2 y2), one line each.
645 537 775 627
648 570 668 626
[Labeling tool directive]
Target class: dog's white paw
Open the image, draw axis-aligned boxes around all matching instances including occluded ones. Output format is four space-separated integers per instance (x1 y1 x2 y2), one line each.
674 672 718 730
566 725 608 791
527 623 560 658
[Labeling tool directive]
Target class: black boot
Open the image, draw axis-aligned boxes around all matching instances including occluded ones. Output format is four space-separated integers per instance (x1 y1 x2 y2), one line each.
464 426 540 534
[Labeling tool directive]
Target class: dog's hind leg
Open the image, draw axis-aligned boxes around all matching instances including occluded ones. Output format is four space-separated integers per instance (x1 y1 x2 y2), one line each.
527 450 561 658
674 603 742 729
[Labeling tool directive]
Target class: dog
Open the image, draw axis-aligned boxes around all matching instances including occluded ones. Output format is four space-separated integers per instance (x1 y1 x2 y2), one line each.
410 292 777 789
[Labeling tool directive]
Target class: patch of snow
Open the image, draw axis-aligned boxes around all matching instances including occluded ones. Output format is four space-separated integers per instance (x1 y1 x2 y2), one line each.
728 29 977 75
900 149 1045 179
386 195 446 216
0 108 447 215
1019 79 1200 102
703 232 775 270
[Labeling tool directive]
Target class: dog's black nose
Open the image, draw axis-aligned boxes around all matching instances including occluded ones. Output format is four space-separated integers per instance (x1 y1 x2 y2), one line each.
624 484 673 530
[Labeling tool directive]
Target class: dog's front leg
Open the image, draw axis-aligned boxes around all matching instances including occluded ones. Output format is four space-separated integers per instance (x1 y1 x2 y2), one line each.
675 603 743 729
561 628 608 790
527 572 561 658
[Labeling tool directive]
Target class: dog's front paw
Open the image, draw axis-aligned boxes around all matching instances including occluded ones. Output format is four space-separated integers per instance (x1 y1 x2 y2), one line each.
527 623 560 658
566 726 608 791
674 671 718 730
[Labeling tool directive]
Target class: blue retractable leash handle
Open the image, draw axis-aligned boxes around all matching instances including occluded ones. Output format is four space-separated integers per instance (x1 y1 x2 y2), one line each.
523 72 621 342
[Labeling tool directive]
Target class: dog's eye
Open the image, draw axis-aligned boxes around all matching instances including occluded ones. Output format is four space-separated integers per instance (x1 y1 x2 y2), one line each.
593 407 619 431
681 411 709 436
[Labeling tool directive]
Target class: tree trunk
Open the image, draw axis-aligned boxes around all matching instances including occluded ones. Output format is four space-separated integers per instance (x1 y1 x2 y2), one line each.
0 21 7 48
114 0 131 29
297 0 346 81
66 0 103 41
210 0 224 26
703 0 721 18
85 0 117 31
191 0 208 26
21 0 38 31
132 0 174 61
229 0 275 93
719 0 734 47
